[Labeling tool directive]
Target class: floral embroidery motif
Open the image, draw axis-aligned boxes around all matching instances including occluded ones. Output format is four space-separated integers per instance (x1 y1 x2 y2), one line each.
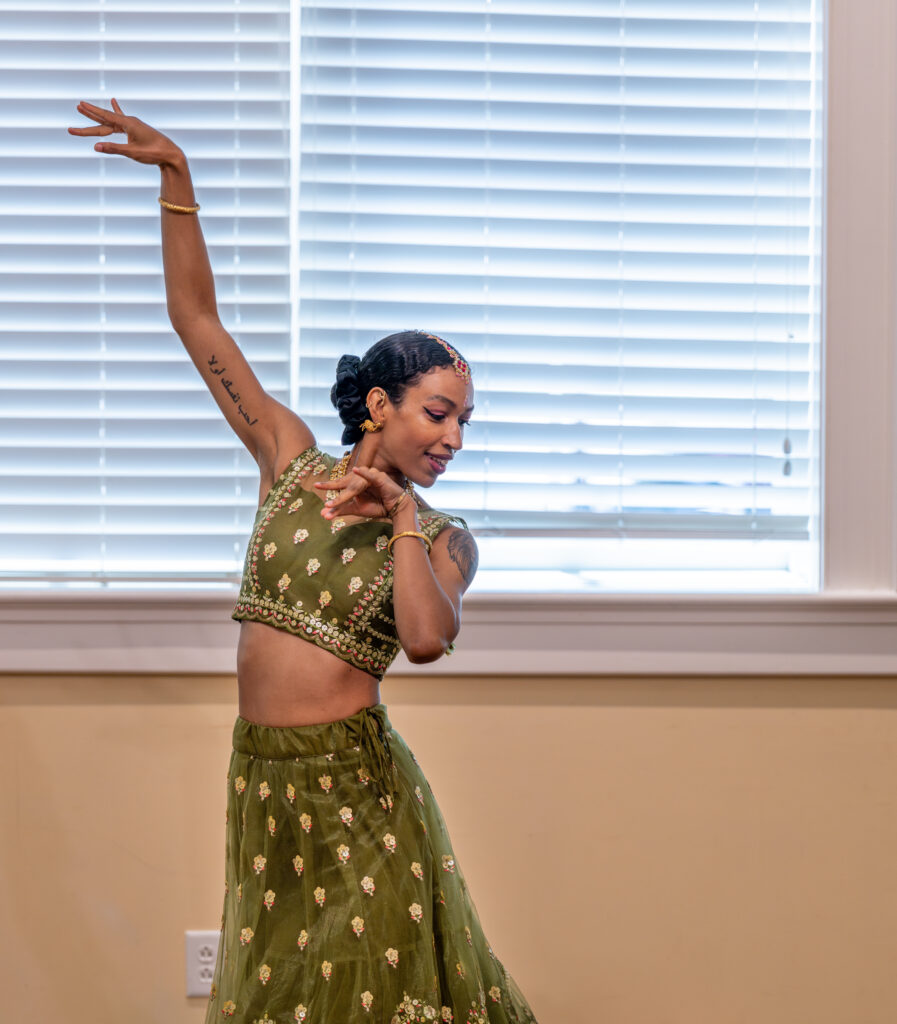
411 862 424 880
351 915 365 937
357 767 371 786
258 781 271 800
293 1005 307 1022
489 986 502 1003
263 542 277 560
361 991 374 1013
341 547 356 564
221 1000 237 1017
258 963 272 986
409 902 423 923
292 528 309 544
456 962 466 979
375 534 388 551
288 497 304 513
442 854 455 874
330 518 347 534
277 573 291 593
267 815 277 836
239 927 254 946
236 883 243 903
415 785 424 805
383 833 397 853
321 960 332 981
263 889 276 911
234 776 246 794
319 775 332 792
314 886 326 907
391 995 441 1022
385 947 399 968
292 854 304 876
465 925 472 946
286 782 296 803
296 929 308 950
442 1009 453 1022
348 576 363 594
361 875 376 896
379 793 395 812
299 812 312 832
253 854 266 875
306 558 320 575
337 843 351 864
319 590 332 608
339 806 354 825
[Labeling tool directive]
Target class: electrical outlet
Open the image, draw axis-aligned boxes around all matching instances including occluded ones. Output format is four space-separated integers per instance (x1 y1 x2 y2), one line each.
186 929 220 998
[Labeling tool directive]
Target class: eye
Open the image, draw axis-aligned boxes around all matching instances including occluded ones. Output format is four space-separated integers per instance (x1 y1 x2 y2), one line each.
425 409 446 422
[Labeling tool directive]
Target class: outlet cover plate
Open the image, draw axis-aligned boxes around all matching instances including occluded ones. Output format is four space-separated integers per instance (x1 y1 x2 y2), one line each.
186 929 220 998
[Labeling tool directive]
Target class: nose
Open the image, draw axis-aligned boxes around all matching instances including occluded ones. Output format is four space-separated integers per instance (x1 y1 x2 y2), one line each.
444 420 463 453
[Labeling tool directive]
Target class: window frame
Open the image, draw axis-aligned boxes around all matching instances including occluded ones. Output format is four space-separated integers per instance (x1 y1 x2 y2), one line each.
6 0 897 676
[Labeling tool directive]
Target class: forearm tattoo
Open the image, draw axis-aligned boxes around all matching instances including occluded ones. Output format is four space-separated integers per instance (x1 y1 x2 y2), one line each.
447 530 479 585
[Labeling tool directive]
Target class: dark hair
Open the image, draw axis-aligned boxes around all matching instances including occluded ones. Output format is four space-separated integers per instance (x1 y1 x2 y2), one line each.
330 330 469 445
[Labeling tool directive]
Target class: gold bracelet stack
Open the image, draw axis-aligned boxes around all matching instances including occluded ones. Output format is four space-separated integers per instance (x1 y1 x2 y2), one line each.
386 530 432 556
158 196 200 214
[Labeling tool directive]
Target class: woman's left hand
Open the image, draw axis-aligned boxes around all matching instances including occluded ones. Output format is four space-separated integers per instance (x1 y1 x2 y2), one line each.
314 466 409 521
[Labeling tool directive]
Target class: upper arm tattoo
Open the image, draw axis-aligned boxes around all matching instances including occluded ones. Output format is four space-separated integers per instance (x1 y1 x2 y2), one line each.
446 529 479 586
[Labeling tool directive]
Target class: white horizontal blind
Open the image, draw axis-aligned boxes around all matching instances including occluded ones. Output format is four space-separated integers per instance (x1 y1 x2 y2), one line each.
298 0 824 591
1 0 823 593
0 0 292 582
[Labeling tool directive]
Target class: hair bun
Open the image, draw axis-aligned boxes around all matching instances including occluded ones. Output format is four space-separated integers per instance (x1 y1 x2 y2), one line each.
330 354 368 445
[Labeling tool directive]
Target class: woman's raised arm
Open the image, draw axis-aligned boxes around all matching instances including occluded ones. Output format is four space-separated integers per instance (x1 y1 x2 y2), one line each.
69 99 313 487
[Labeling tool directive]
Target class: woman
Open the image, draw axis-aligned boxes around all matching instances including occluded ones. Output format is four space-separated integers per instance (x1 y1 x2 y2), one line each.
70 100 537 1024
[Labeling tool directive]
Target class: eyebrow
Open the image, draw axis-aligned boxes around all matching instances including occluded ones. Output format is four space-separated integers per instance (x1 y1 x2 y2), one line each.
426 394 475 414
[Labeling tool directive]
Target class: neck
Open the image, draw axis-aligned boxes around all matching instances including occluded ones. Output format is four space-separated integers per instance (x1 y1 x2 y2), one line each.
350 435 405 488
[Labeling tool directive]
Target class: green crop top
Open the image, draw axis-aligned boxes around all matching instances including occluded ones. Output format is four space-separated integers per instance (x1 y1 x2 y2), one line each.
232 445 467 679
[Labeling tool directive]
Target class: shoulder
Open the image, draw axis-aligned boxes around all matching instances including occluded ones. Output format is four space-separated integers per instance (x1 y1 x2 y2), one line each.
426 514 478 588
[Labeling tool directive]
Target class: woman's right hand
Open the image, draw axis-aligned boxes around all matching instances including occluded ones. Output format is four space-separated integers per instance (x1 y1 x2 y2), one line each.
68 98 183 168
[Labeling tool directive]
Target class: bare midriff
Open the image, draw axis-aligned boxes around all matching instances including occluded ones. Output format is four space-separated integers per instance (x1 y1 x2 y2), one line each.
236 620 381 727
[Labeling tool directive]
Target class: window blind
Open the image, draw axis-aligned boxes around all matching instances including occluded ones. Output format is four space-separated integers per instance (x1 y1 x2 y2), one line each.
0 1 292 583
1 0 823 593
297 0 824 591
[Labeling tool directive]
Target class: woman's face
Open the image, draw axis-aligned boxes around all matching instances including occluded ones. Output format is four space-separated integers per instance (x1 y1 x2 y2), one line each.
373 366 475 487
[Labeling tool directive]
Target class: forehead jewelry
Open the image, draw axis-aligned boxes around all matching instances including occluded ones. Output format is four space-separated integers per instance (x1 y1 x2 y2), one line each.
422 332 471 382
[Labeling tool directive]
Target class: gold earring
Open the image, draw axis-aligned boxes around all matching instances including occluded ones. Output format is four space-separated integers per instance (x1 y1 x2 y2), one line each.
361 419 383 434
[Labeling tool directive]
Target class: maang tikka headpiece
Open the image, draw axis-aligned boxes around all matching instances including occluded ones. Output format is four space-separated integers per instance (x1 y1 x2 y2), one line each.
421 332 471 383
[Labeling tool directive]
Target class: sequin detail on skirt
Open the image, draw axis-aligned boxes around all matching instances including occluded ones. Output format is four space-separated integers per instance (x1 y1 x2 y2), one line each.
205 705 537 1024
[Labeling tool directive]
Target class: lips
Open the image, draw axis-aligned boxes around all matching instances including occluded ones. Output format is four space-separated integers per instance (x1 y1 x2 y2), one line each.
425 452 451 474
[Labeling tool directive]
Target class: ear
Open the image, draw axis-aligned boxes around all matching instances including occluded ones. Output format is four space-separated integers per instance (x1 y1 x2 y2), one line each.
365 387 388 422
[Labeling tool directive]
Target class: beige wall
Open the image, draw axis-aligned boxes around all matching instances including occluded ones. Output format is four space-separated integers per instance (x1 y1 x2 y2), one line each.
1 672 895 1023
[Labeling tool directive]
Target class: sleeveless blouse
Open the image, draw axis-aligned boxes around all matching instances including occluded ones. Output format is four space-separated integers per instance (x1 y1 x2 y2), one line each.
232 446 466 679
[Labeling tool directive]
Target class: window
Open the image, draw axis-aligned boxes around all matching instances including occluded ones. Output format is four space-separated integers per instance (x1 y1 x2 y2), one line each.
2 1 823 594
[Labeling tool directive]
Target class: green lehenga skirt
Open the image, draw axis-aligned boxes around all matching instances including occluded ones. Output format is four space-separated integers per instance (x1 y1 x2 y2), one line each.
204 704 537 1024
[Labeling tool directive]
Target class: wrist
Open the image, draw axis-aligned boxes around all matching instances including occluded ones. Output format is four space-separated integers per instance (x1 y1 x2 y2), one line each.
159 147 188 174
389 499 419 528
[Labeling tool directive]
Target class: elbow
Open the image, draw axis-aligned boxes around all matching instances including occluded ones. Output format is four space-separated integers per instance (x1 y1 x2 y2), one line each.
404 645 447 665
402 630 456 664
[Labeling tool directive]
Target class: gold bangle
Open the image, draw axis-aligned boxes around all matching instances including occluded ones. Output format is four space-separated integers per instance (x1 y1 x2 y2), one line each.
386 530 432 556
158 196 200 214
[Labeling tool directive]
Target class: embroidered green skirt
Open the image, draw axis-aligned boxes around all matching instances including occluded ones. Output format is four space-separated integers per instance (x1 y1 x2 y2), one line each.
205 704 537 1024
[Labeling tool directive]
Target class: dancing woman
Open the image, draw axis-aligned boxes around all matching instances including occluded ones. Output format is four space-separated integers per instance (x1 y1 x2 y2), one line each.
70 100 537 1024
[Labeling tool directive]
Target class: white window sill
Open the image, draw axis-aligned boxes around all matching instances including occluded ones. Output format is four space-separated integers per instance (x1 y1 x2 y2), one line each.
2 589 897 675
